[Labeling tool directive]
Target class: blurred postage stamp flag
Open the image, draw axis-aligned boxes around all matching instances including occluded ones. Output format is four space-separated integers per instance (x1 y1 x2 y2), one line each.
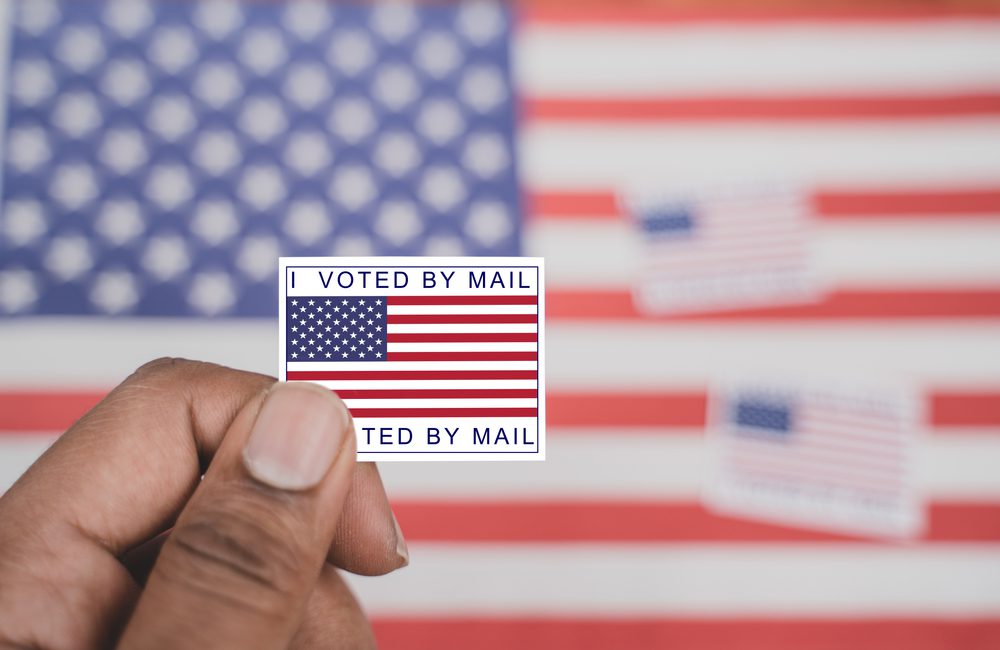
279 257 545 461
704 377 924 539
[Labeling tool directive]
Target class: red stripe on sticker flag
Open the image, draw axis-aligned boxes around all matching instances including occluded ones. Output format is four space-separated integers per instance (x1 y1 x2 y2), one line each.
388 295 537 305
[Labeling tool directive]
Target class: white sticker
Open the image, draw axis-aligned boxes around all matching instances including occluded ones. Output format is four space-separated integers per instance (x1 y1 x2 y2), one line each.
704 377 924 539
624 182 823 315
279 256 545 461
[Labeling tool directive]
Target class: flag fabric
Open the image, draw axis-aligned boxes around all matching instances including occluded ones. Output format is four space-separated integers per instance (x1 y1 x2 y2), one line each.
2 1 1000 649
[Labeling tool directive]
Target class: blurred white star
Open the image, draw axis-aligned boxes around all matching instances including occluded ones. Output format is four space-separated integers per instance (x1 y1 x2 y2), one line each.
465 200 513 247
16 0 60 36
239 96 288 142
100 128 149 175
420 165 467 212
11 60 56 106
145 164 194 210
416 31 462 79
418 97 465 145
284 201 332 245
459 64 507 113
193 62 243 108
329 165 376 211
372 64 419 111
50 164 99 209
52 92 102 139
103 0 154 38
0 269 39 313
456 0 505 45
1 200 47 247
238 165 287 211
192 130 241 176
56 26 106 73
194 0 244 39
147 95 196 141
142 234 191 281
149 27 199 74
190 200 240 245
90 269 139 314
423 234 466 256
44 234 94 281
284 63 330 110
373 130 421 178
462 131 509 178
7 127 51 173
102 59 151 106
370 2 418 42
329 97 376 143
187 271 236 315
236 234 280 281
327 30 375 76
239 28 288 76
283 0 332 40
374 200 423 247
283 131 333 177
331 233 374 257
95 200 146 245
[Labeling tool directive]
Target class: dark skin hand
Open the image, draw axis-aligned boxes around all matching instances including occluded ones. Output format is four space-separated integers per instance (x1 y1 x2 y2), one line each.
0 358 408 649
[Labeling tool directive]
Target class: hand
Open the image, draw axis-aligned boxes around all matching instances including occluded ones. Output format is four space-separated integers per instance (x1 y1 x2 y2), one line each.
0 358 408 648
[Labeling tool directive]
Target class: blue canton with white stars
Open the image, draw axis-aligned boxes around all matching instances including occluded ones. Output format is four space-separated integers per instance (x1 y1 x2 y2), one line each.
0 0 519 318
286 296 387 362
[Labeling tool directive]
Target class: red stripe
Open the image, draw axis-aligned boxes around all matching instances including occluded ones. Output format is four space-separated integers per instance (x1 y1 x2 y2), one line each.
523 6 1000 25
526 94 1000 121
349 408 538 418
1 389 995 431
373 618 1000 650
390 501 1000 542
388 295 537 305
387 333 538 343
386 351 537 361
387 314 537 324
287 370 537 381
547 289 1000 319
337 389 537 399
528 188 1000 218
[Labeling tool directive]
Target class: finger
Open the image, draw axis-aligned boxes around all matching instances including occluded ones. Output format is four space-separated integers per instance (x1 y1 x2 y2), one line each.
289 565 376 650
119 383 356 648
330 462 408 576
0 359 403 648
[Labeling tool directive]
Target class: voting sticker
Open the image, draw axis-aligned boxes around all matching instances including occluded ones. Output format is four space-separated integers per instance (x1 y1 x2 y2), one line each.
279 257 545 461
704 378 924 539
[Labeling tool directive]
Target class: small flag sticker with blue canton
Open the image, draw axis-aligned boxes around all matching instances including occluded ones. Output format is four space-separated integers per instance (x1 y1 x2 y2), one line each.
279 256 545 461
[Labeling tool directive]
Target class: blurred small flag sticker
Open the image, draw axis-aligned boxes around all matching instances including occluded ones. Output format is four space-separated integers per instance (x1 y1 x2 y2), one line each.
704 378 924 539
279 257 545 461
623 183 822 315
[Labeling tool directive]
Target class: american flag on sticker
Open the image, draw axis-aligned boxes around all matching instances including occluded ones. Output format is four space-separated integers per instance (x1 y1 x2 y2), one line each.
705 379 923 539
279 257 545 461
625 184 821 315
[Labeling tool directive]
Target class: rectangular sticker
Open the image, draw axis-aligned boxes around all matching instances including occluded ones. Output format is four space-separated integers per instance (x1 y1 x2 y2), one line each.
279 257 545 461
704 377 924 539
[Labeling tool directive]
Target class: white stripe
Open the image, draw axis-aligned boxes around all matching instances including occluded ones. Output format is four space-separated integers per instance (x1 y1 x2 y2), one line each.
1 431 997 498
343 398 537 409
1 321 997 387
386 342 536 353
387 304 537 315
521 120 1000 188
377 431 1000 499
516 22 1000 95
296 380 539 390
289 361 537 371
390 323 538 334
529 219 1000 288
348 543 1000 615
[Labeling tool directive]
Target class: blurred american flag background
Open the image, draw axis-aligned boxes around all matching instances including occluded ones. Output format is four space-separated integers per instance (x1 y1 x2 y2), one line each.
1 0 1000 647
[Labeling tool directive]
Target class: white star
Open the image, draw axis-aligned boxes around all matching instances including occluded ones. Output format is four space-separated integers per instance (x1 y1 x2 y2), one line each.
90 269 140 314
11 60 56 106
149 27 198 74
291 299 299 305
375 299 382 305
238 165 286 211
193 62 243 108
373 131 421 177
423 234 465 256
374 199 422 246
329 97 376 143
417 98 464 145
145 164 194 210
456 0 505 45
239 28 287 76
284 131 332 177
95 200 145 245
44 234 93 281
142 234 191 281
147 95 196 141
100 128 148 175
329 165 376 210
460 65 507 113
415 31 462 79
284 63 330 110
187 271 236 315
308 300 315 306
191 200 240 245
0 269 38 314
50 164 99 209
325 299 332 305
359 351 365 358
103 0 154 38
17 0 60 36
372 64 419 111
420 165 467 212
193 130 241 176
325 352 331 358
376 351 382 358
283 0 331 40
239 96 288 142
292 352 299 358
194 0 244 39
102 59 151 106
1 201 47 247
342 352 348 358
236 235 280 280
6 127 50 172
465 200 513 248
308 352 315 358
370 2 418 42
56 26 105 73
284 201 331 245
327 29 374 76
463 131 509 178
